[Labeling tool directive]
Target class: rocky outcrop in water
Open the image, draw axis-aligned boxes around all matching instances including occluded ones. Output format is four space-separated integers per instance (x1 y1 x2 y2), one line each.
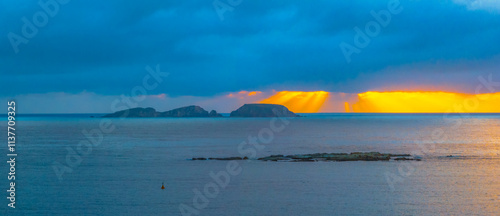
191 152 419 162
192 157 249 161
102 105 222 118
102 107 158 118
257 152 417 162
209 110 222 117
158 105 221 117
230 104 299 117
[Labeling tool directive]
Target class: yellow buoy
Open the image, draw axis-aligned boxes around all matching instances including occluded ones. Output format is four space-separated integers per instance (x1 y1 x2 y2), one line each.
161 182 165 190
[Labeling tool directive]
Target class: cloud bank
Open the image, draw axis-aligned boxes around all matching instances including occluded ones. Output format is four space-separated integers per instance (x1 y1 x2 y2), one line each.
1 0 500 112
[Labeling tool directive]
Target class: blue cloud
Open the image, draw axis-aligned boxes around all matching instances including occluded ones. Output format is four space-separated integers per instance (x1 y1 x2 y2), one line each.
1 0 500 98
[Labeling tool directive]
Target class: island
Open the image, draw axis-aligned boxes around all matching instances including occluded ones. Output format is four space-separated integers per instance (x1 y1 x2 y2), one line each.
158 105 222 117
230 104 299 117
102 105 222 118
102 103 301 118
191 152 420 162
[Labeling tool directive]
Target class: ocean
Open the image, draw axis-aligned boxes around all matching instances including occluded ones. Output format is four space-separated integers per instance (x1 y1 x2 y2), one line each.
1 114 499 215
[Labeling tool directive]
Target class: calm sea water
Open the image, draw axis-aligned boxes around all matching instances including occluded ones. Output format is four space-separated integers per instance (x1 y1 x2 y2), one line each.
1 114 499 215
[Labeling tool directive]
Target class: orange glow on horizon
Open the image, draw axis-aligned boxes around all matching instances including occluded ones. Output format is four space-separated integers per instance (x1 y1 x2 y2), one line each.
247 91 261 96
227 91 262 98
259 91 330 113
351 91 500 113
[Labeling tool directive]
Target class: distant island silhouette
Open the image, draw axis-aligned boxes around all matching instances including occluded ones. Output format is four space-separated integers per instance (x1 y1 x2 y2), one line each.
102 104 299 118
229 104 299 117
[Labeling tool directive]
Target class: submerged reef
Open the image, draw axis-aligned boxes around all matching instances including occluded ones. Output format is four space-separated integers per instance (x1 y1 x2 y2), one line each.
191 152 420 162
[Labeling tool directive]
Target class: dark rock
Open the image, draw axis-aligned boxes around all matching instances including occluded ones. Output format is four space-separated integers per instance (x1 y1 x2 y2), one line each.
257 152 415 162
103 106 223 118
230 104 299 117
102 107 158 118
193 152 417 162
394 157 420 161
390 153 412 157
258 155 290 161
209 110 223 117
158 105 210 117
291 159 315 162
208 157 247 160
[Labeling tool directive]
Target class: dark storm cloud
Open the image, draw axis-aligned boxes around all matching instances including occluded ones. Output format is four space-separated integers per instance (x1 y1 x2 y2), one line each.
1 0 500 97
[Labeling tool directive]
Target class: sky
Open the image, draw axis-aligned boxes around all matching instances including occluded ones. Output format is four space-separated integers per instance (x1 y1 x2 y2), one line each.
1 0 500 113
